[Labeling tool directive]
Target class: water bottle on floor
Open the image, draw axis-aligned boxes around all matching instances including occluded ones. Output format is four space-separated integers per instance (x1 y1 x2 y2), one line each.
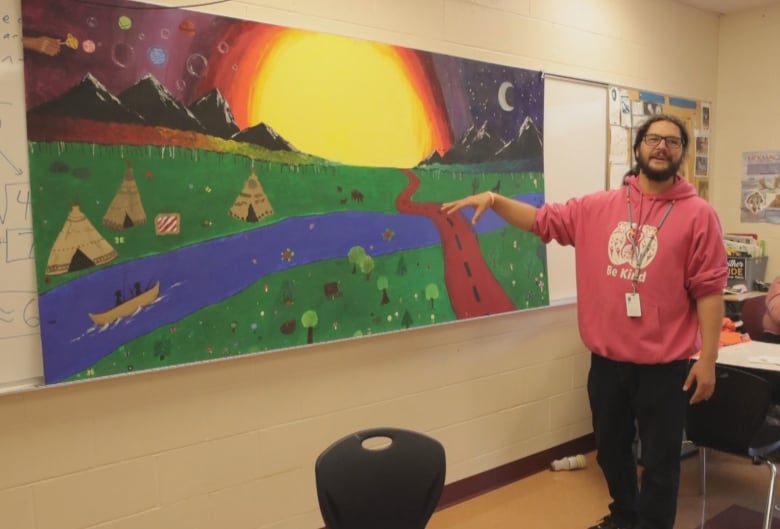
550 454 587 471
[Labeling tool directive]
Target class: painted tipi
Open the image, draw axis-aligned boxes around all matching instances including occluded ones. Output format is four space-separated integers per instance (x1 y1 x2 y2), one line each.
229 165 274 222
46 202 118 275
103 161 147 230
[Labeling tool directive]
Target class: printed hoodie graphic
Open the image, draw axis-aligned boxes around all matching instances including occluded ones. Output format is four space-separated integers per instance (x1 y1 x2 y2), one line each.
608 222 658 270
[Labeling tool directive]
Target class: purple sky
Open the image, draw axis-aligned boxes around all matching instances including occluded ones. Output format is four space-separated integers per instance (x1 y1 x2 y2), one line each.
22 0 544 143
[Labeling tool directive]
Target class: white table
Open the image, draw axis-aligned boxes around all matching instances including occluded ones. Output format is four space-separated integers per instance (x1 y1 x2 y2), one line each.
717 341 780 372
723 290 767 303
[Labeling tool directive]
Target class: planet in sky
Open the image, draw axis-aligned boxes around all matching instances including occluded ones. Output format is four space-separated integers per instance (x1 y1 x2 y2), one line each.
148 46 167 65
117 15 132 31
111 42 134 68
179 19 196 36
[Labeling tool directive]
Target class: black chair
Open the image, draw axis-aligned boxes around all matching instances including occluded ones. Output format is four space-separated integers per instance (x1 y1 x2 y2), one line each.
314 427 446 529
686 364 780 529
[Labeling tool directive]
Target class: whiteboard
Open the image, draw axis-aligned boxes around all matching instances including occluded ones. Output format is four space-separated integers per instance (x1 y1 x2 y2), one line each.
0 0 43 393
0 3 606 393
543 76 608 303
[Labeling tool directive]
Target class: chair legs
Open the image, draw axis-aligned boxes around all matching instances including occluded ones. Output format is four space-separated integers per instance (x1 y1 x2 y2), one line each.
695 447 779 529
696 447 708 529
762 460 778 529
698 447 707 497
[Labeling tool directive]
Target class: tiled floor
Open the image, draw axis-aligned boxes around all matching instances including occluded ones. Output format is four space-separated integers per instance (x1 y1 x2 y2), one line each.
428 449 777 528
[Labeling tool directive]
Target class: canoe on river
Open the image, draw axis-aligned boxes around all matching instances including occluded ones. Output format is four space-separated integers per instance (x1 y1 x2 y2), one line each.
88 281 160 326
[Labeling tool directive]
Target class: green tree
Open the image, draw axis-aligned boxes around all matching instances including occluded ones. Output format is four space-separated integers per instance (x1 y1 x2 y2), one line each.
396 256 408 276
154 338 172 360
348 246 366 274
401 309 413 328
281 279 294 305
377 275 390 304
425 283 440 309
359 255 375 280
301 310 318 344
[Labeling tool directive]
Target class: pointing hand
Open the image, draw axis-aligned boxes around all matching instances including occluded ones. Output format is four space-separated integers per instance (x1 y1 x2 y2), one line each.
441 192 493 225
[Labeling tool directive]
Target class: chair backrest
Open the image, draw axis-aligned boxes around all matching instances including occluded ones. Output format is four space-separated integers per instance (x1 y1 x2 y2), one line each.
315 427 446 529
686 364 771 455
740 294 767 340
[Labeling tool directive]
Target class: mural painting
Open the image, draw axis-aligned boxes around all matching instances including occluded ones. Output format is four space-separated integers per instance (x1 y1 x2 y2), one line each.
22 0 547 384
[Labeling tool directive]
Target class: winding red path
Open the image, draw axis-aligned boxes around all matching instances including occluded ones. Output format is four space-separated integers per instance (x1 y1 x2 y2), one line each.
397 169 516 318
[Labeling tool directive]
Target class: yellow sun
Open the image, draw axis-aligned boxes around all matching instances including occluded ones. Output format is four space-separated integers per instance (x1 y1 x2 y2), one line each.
248 31 435 168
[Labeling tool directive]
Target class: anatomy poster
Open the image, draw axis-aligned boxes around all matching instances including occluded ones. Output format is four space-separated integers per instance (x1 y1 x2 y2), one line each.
22 0 546 384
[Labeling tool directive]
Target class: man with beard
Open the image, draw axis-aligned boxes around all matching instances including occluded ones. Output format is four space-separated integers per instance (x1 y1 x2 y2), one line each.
441 114 727 529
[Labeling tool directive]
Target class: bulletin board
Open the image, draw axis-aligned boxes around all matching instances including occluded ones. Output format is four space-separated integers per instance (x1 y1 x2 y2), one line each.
607 86 711 200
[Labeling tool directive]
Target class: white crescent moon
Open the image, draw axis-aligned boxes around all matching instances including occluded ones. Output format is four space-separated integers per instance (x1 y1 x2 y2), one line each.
498 81 514 112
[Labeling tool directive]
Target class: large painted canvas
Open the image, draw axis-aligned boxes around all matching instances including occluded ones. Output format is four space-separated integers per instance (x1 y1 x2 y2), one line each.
21 0 546 385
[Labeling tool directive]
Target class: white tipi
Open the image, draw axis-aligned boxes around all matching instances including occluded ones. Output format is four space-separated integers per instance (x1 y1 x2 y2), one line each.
103 161 147 230
229 164 273 222
46 202 118 275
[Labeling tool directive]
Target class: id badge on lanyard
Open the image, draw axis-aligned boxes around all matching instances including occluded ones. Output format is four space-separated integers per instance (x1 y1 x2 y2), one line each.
625 292 642 317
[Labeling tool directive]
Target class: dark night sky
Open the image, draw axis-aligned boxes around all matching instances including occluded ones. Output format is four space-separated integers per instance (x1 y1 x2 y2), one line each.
433 54 544 141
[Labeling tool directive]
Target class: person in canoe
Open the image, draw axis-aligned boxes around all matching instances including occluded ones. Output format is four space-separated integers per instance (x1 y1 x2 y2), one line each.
90 281 161 326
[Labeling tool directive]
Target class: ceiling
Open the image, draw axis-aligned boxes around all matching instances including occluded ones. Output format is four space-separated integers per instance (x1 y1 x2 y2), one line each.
674 0 777 14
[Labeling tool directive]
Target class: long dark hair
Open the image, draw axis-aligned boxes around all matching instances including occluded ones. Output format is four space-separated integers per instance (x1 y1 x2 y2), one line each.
628 113 689 176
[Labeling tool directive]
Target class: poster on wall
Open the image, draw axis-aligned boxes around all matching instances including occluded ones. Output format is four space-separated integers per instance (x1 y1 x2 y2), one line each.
741 151 780 223
606 86 709 199
22 0 548 384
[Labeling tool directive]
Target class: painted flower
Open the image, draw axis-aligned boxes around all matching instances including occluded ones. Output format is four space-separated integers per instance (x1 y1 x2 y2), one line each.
281 248 295 261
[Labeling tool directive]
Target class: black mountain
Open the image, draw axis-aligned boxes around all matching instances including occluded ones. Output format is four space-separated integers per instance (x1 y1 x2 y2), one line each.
420 150 444 165
189 89 240 139
232 122 294 152
441 121 505 164
494 116 543 160
119 74 204 133
27 73 144 124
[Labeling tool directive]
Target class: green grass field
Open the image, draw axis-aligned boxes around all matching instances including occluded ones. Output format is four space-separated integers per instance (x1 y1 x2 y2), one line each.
27 142 547 382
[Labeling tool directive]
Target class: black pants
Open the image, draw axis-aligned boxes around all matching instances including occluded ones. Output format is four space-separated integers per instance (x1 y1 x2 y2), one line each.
588 353 690 529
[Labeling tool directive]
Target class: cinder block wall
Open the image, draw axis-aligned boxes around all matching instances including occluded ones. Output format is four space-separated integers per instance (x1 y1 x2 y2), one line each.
0 1 721 528
711 3 780 279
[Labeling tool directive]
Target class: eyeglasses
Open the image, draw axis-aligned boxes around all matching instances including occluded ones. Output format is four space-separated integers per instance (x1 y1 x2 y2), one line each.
643 134 684 150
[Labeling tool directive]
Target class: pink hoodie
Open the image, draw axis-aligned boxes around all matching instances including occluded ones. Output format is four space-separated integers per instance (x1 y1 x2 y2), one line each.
532 175 727 364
